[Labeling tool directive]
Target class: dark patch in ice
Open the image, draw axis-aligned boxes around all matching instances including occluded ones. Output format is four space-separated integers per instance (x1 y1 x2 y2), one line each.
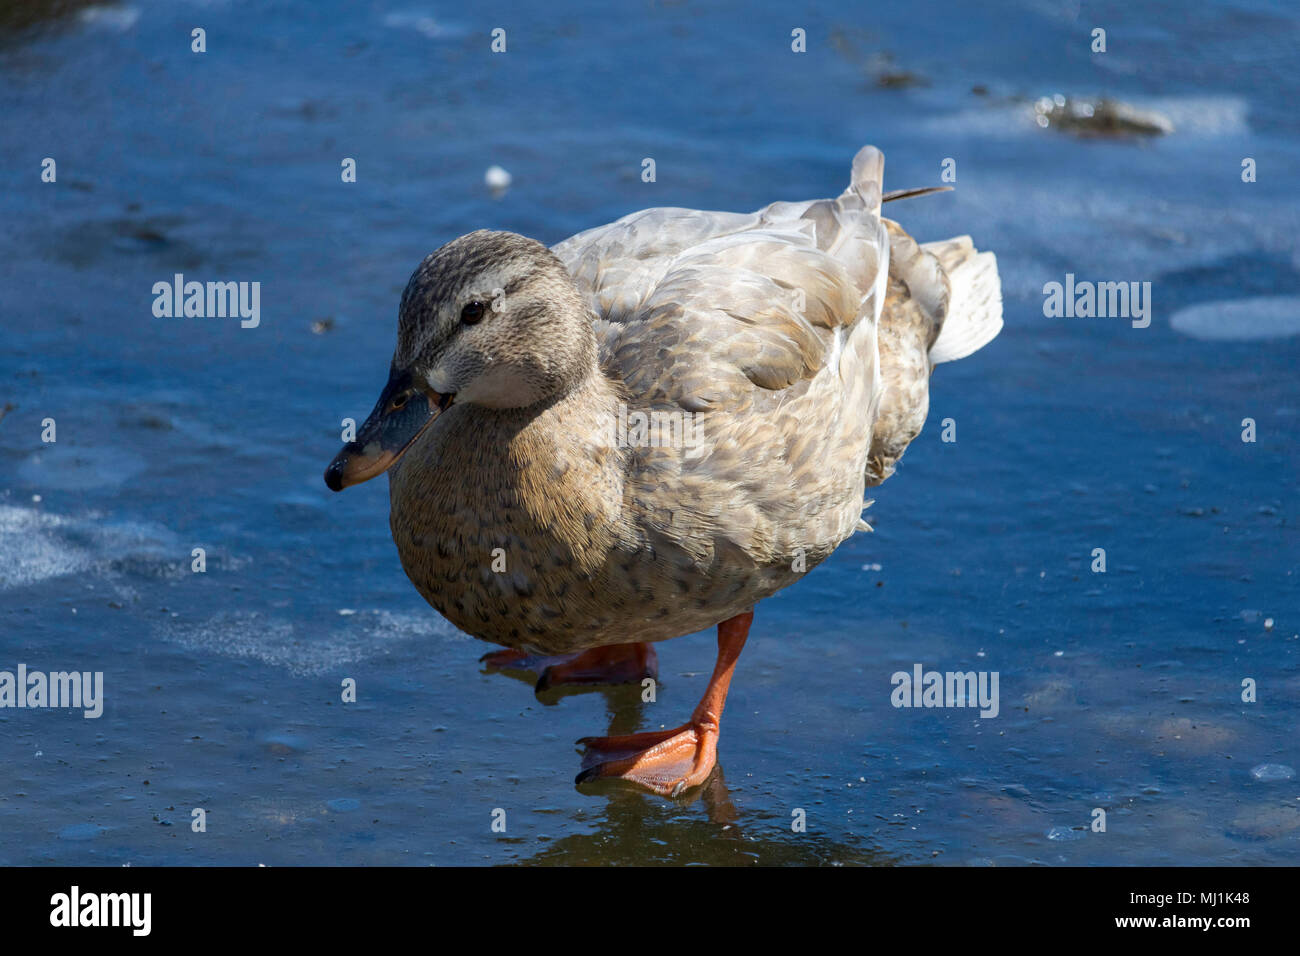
18 445 147 491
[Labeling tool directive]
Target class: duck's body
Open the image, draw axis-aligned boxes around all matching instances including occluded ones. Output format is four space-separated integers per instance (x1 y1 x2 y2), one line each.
326 146 1002 794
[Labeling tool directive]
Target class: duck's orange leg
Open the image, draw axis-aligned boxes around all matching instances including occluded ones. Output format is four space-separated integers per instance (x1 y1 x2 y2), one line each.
481 642 658 693
576 610 752 797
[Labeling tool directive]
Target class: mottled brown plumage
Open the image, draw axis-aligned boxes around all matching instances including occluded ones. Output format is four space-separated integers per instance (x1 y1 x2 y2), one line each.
373 146 1002 657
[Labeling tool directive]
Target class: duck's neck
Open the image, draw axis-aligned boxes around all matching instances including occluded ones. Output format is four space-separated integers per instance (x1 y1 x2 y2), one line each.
501 366 627 510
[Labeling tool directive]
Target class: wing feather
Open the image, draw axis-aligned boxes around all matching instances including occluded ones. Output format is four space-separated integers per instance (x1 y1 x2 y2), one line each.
553 183 887 416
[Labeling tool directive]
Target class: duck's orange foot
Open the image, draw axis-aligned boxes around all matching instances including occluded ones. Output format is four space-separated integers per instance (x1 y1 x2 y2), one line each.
480 642 658 694
575 721 719 797
573 610 754 799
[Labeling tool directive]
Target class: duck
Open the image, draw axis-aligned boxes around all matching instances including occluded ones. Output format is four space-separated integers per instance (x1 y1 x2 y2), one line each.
324 145 1003 797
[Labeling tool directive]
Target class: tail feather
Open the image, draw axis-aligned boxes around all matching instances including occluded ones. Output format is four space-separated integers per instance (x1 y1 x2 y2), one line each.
924 236 1003 363
842 145 884 215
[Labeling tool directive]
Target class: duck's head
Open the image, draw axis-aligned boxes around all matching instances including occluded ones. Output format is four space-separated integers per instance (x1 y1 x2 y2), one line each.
324 230 594 491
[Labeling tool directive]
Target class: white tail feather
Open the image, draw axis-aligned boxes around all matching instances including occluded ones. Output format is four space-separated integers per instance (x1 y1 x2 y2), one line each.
924 237 1003 364
842 145 884 215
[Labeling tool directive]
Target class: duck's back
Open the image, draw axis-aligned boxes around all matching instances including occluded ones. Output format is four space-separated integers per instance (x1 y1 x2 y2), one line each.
551 147 1001 574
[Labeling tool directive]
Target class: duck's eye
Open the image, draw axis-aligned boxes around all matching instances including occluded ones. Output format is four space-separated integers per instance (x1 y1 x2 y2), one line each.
389 391 411 411
461 300 487 325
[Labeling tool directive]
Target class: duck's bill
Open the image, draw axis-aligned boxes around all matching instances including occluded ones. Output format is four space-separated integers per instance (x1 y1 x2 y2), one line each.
324 368 453 492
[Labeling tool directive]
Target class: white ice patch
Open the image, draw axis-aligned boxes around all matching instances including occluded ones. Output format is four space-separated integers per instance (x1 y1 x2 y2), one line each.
158 609 465 677
1170 296 1300 341
1139 96 1249 136
77 5 142 31
0 505 181 590
381 11 468 39
0 508 94 589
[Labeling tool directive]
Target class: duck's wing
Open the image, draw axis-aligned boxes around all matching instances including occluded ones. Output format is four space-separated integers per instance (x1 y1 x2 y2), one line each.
552 147 890 417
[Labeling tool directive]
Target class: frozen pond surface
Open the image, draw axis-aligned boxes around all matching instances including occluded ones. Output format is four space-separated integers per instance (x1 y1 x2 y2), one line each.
1 0 1297 865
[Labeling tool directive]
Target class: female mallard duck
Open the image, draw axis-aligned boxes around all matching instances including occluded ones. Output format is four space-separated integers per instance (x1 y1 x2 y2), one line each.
324 146 1002 796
